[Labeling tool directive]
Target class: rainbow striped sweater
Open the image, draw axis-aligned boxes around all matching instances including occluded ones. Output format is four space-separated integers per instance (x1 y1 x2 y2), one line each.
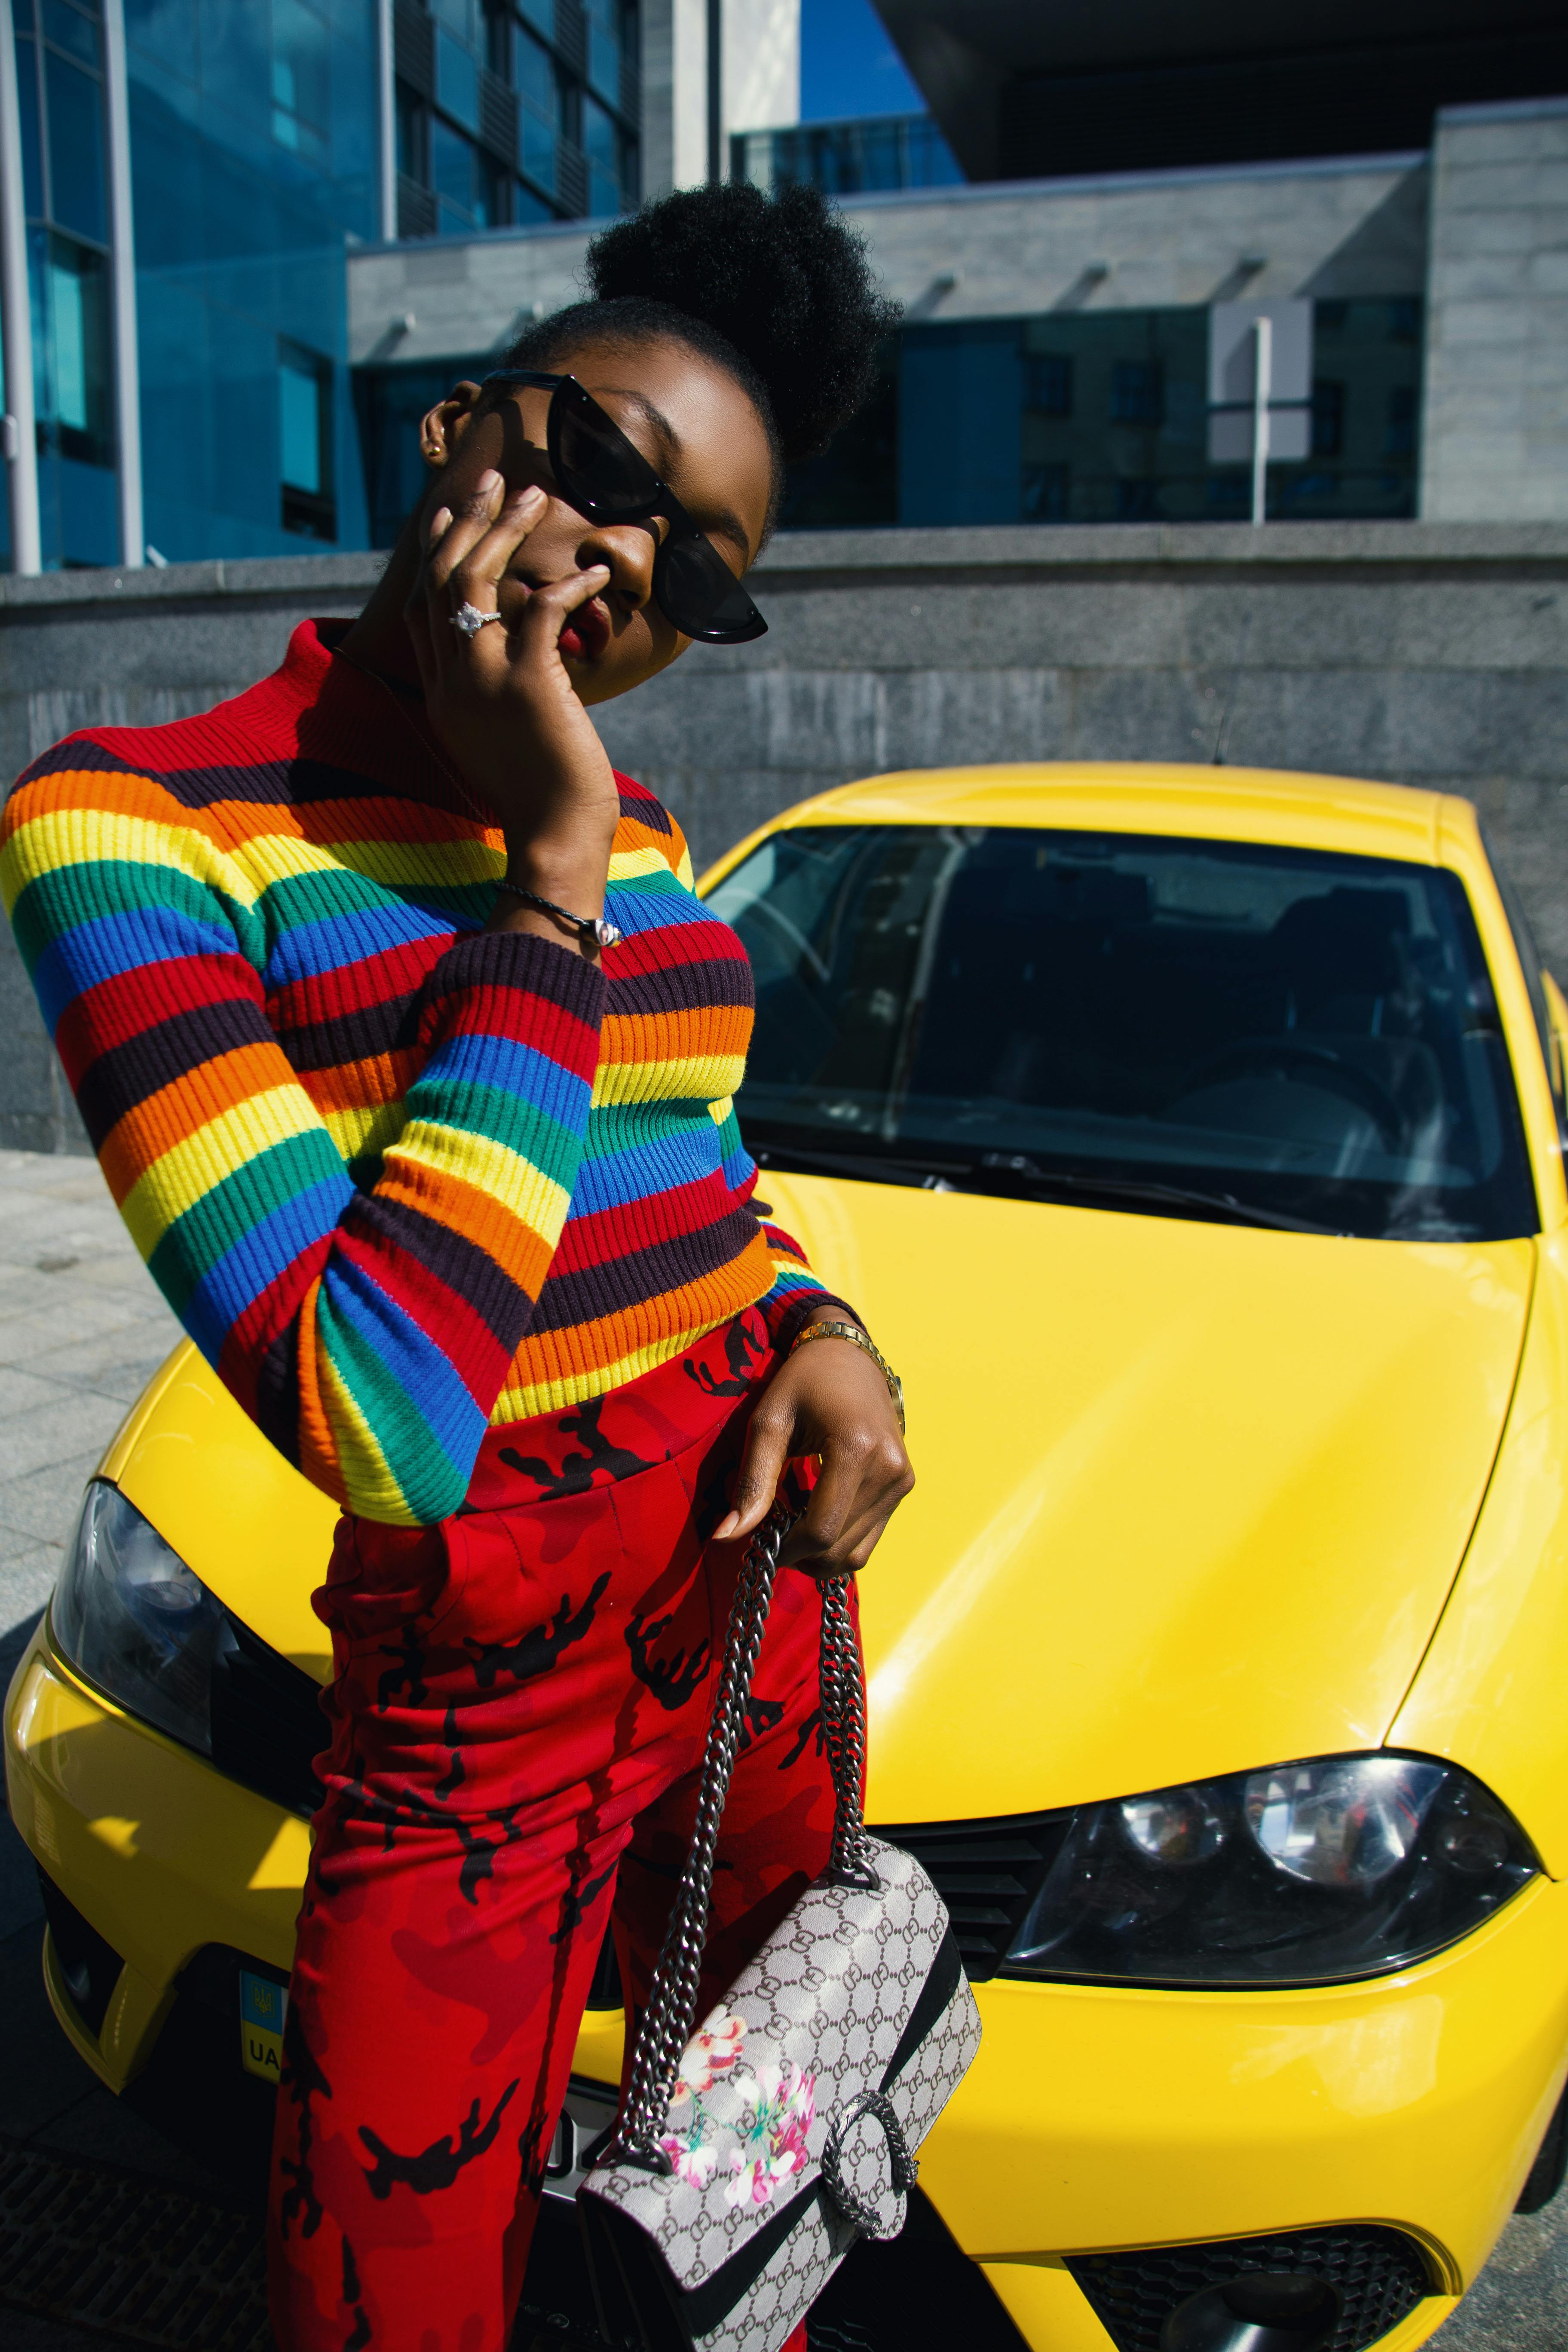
1 620 838 1526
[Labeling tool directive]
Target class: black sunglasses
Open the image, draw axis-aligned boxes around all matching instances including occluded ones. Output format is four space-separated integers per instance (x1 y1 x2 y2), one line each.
481 368 768 645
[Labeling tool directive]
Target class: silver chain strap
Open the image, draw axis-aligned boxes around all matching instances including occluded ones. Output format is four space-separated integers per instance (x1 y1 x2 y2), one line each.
612 1504 875 2168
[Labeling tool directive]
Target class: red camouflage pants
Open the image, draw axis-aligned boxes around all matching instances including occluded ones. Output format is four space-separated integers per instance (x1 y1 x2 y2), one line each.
268 1305 836 2352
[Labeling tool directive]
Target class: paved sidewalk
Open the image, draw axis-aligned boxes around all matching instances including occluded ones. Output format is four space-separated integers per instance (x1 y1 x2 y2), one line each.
0 1151 1561 2349
0 1149 181 1637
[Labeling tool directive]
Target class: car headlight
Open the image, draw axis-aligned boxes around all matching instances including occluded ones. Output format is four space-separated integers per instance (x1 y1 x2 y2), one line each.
51 1482 230 1756
1001 1752 1538 1987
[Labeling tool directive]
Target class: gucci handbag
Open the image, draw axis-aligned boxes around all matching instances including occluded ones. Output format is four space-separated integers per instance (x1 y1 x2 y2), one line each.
578 1506 983 2352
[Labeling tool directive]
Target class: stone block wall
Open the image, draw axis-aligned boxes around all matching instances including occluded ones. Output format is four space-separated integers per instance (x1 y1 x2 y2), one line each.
3 522 1567 1152
1421 97 1568 523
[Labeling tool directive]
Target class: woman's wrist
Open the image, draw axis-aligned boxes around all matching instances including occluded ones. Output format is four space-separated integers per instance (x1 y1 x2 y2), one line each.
501 839 613 914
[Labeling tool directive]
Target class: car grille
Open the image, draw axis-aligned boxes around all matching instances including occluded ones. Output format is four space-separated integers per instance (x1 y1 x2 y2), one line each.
209 1613 326 1817
872 1813 1069 1979
1066 2224 1433 2352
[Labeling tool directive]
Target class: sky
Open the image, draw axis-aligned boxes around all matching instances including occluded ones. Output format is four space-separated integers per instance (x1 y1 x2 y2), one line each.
799 0 925 123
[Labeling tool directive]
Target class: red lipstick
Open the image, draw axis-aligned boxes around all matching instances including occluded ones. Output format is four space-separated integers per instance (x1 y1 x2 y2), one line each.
559 597 610 662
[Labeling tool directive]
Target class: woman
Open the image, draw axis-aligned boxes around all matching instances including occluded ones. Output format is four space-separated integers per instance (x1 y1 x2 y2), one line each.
1 184 911 2349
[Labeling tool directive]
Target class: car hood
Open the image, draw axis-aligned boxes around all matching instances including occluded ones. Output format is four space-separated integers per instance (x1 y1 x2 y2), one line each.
761 1174 1533 1823
105 1178 1534 1826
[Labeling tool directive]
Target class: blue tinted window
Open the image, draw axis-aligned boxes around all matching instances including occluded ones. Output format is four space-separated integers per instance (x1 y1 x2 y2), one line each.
585 0 619 105
430 115 475 213
435 28 478 132
16 38 45 217
515 0 552 34
581 91 616 171
44 49 107 244
512 22 555 119
521 106 556 192
1386 383 1417 457
279 346 321 491
42 1 98 67
272 0 331 161
40 231 111 459
50 242 92 426
125 0 197 83
54 446 119 564
1109 359 1162 424
1024 353 1072 416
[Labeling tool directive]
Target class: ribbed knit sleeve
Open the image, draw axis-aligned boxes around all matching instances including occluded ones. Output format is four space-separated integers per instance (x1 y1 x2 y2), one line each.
0 757 603 1526
753 1218 857 1340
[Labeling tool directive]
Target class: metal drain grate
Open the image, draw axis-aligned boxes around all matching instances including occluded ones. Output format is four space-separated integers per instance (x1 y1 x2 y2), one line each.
0 2136 271 2349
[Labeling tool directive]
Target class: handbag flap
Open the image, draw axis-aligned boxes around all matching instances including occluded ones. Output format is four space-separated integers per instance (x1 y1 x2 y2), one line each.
582 1839 981 2298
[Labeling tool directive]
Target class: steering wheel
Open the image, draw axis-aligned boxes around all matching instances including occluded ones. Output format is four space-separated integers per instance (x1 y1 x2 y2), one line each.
1178 1041 1406 1148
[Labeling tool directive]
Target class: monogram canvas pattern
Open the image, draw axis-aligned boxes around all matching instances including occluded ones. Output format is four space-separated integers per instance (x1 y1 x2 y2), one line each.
581 1839 983 2352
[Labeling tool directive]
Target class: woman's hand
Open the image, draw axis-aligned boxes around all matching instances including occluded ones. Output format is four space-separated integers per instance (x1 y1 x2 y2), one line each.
404 468 622 915
715 1328 915 1576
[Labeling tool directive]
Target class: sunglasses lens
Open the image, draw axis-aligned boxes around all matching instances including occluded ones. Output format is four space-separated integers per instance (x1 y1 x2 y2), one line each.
554 386 658 517
657 536 765 640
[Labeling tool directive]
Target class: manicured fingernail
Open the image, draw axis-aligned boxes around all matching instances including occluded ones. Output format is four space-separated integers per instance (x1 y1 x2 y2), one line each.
476 469 502 495
430 506 451 538
714 1512 739 1540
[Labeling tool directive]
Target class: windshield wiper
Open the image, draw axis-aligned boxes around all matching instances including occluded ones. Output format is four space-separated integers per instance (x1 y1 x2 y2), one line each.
751 1139 1340 1234
971 1155 1342 1234
751 1142 964 1189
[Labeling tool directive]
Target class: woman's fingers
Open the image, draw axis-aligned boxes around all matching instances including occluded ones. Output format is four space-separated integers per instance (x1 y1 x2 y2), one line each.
713 1396 793 1544
778 1437 867 1567
423 469 506 595
514 565 613 658
438 479 549 612
787 1435 913 1574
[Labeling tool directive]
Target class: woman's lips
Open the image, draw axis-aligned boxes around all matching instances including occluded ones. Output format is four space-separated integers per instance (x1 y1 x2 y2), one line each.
558 595 610 661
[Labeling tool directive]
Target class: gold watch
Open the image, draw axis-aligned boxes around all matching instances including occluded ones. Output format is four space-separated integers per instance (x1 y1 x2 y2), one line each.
790 1319 906 1433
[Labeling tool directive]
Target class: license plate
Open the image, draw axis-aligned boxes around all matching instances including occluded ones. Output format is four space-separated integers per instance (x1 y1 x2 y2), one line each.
239 1968 288 2082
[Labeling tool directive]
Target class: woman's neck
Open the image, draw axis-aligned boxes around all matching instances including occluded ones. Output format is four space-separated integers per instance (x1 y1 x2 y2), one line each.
338 524 424 690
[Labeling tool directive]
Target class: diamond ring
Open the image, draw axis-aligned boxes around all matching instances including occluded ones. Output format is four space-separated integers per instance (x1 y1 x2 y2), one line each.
450 601 501 639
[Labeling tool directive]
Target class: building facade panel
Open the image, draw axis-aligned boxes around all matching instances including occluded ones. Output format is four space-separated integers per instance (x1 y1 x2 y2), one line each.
1422 98 1568 524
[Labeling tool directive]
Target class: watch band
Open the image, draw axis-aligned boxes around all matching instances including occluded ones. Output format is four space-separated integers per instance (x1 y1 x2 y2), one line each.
790 1319 906 1434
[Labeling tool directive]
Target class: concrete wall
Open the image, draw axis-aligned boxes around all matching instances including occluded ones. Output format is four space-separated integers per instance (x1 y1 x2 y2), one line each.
4 521 1567 1153
349 150 1430 367
1421 97 1568 524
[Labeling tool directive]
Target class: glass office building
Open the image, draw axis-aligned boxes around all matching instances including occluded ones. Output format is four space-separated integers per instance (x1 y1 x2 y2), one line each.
2 0 642 570
392 0 639 238
8 0 122 567
732 112 960 199
126 0 379 564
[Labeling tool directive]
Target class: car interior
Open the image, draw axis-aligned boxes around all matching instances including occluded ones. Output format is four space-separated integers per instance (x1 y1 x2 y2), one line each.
721 825 1536 1237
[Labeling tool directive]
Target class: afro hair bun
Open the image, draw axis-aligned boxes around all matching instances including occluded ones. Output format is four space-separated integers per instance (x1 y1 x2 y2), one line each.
583 182 900 465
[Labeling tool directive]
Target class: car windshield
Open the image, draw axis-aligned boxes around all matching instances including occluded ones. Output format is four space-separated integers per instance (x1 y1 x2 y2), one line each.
708 825 1538 1241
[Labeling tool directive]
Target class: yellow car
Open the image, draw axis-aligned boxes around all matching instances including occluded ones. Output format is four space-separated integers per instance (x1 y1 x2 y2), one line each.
8 761 1568 2352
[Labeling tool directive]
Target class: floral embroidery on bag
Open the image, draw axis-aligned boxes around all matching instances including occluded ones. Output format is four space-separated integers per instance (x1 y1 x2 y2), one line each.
659 2123 720 2188
723 2060 817 2210
659 2010 817 2211
669 2008 747 2107
660 2007 748 2184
